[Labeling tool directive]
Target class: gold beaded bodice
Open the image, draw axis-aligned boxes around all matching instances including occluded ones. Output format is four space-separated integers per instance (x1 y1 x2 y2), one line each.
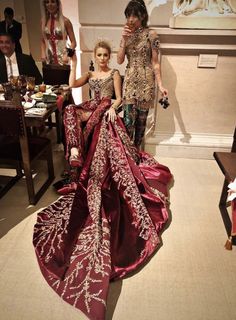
126 28 152 68
89 69 117 99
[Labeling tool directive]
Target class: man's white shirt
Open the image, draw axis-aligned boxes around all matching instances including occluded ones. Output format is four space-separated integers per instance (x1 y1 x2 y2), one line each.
5 52 19 80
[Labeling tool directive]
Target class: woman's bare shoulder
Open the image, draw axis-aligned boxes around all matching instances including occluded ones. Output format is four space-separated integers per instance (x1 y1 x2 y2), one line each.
64 16 72 27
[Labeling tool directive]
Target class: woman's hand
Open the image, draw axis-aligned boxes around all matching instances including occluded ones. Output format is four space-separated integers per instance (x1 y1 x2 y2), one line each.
121 25 132 42
118 26 130 64
106 107 117 123
159 85 168 97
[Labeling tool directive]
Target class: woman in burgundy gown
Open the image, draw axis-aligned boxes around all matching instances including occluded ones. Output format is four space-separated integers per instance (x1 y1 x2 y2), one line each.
33 41 172 320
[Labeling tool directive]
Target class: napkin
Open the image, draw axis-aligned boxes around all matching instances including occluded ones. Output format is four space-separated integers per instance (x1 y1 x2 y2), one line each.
25 107 47 116
22 100 36 109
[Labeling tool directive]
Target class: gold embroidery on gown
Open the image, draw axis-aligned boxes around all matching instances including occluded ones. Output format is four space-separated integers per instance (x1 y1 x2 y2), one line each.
88 69 118 99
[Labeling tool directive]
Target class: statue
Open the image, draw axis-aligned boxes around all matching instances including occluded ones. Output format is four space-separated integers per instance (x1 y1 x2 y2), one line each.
145 0 168 15
173 0 236 16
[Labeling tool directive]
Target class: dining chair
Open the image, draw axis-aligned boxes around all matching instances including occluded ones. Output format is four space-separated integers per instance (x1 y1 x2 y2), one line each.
213 126 236 246
42 63 70 85
0 134 23 199
0 99 55 205
42 63 76 144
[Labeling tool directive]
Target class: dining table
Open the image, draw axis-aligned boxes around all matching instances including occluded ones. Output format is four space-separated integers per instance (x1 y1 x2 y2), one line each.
0 83 73 203
24 87 73 143
0 83 73 143
25 101 61 142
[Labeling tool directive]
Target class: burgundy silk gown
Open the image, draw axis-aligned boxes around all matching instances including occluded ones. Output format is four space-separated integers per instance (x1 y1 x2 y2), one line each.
33 69 172 320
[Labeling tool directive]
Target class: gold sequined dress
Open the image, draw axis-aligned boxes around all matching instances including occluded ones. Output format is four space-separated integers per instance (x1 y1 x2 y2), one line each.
123 28 160 110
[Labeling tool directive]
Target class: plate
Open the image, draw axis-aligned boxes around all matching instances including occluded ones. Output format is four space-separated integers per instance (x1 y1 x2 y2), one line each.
31 93 43 101
22 100 36 109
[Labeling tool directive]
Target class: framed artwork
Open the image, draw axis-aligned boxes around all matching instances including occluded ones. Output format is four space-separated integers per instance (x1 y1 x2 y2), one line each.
169 0 236 29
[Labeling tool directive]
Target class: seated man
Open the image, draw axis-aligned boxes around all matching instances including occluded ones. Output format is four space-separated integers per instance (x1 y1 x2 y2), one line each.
0 33 42 84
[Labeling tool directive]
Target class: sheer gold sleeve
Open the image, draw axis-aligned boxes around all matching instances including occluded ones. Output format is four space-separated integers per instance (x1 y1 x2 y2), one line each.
149 32 160 53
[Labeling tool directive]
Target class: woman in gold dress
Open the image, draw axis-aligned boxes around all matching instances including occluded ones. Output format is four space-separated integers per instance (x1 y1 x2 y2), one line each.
117 0 168 148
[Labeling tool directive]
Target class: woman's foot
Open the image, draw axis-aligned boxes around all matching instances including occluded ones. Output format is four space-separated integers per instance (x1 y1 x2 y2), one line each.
69 154 82 167
69 147 82 167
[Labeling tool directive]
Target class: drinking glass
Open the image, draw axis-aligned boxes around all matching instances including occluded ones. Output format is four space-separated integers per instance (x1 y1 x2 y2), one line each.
2 82 13 100
10 75 19 89
27 77 35 91
39 83 46 93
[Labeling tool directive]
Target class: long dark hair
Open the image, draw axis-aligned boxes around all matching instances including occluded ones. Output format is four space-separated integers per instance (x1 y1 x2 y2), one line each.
124 0 148 27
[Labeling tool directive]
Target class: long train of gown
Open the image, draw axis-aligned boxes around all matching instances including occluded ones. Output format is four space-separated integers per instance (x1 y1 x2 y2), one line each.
33 99 172 320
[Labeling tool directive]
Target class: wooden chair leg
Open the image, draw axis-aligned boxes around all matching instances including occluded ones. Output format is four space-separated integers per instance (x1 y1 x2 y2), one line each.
23 153 55 205
46 145 55 180
0 167 23 199
219 178 233 238
219 178 229 206
32 146 55 204
48 115 53 129
23 165 36 205
55 109 62 143
16 162 23 176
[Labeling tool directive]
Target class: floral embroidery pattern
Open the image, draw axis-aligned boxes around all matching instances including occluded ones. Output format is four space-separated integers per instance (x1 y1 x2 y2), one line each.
33 194 74 262
50 218 111 314
106 123 158 245
33 115 171 319
83 98 110 144
114 121 140 163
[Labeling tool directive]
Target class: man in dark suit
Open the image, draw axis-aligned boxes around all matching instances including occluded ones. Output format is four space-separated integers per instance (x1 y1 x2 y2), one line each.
0 33 42 84
0 7 22 54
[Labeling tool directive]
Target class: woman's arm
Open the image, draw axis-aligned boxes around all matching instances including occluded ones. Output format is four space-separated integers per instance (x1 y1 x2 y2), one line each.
69 54 89 88
150 30 168 97
41 38 46 62
64 17 77 50
106 70 122 122
117 39 126 64
111 70 122 108
117 25 131 64
41 20 46 62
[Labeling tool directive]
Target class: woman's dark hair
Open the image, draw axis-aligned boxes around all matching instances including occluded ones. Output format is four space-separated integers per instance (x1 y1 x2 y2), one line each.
124 0 148 27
